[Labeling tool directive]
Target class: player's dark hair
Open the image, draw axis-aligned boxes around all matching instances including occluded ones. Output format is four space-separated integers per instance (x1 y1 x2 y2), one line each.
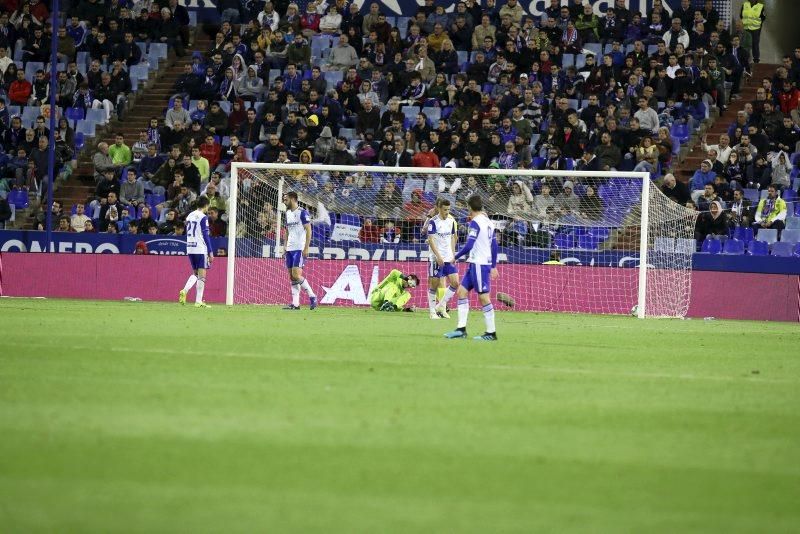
467 195 483 212
196 195 210 208
286 191 298 201
407 274 419 285
436 197 450 207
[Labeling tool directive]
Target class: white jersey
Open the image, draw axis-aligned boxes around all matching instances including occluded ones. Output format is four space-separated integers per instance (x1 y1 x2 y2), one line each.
185 210 211 255
466 213 495 266
427 214 457 263
285 206 310 251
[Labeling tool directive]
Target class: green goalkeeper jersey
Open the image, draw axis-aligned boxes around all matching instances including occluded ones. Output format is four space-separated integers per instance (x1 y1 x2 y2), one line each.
370 270 412 310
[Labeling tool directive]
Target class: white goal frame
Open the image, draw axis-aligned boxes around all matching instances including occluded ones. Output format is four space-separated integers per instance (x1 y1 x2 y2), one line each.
227 163 656 317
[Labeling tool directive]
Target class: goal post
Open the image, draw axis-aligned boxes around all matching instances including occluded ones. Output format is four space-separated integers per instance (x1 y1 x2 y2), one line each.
226 162 698 318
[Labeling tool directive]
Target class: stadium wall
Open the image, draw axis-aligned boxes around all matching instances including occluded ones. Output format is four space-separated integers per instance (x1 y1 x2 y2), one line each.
1 254 797 322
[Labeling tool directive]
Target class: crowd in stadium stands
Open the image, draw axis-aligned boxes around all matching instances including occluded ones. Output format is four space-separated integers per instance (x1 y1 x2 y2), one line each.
0 0 798 253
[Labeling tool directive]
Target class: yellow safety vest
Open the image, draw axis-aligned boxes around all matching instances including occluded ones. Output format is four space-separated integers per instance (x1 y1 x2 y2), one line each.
742 2 764 31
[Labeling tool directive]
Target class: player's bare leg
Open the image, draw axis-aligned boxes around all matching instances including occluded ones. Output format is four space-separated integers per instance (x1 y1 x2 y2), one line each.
284 268 303 310
297 267 317 310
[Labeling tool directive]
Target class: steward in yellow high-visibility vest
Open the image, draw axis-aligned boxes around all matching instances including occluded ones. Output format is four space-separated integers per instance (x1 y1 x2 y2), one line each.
741 0 765 63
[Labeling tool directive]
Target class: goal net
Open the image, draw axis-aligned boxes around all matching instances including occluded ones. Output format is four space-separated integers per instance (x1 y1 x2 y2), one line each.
226 163 698 318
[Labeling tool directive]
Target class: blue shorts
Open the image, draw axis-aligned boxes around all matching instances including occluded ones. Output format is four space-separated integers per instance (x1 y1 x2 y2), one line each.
285 250 305 269
188 253 209 271
428 260 458 279
461 264 491 294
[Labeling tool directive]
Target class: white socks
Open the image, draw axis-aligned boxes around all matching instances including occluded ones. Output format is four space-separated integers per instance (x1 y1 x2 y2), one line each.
482 302 495 334
439 284 458 308
182 274 198 292
300 278 316 298
457 298 469 329
195 277 205 304
428 289 437 313
291 280 301 306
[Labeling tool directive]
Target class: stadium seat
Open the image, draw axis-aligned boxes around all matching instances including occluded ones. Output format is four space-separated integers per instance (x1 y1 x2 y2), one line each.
421 107 440 124
575 53 587 69
21 106 40 124
732 225 754 243
771 241 793 257
130 64 149 84
339 127 355 139
756 228 778 244
780 229 800 244
782 188 798 202
576 234 599 250
218 101 231 114
562 53 575 67
584 43 602 57
24 61 44 80
566 98 580 111
325 70 343 86
670 123 689 144
785 217 800 229
150 43 168 60
9 189 28 209
86 108 107 125
401 105 420 121
747 240 769 256
553 234 574 249
457 51 468 65
742 189 759 203
722 238 745 255
65 106 84 126
700 237 722 254
675 238 696 254
74 132 85 151
76 120 96 137
135 42 147 57
795 243 800 257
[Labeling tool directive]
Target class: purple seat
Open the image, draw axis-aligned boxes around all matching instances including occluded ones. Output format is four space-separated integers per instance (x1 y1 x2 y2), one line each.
553 233 574 249
722 238 745 255
701 237 722 254
732 226 754 243
771 242 793 257
747 240 769 256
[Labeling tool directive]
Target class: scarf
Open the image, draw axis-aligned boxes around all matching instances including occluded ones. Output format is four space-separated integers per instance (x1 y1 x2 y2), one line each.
761 198 774 219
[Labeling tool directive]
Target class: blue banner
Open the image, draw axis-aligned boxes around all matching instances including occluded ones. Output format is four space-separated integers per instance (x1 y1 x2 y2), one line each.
1 230 797 274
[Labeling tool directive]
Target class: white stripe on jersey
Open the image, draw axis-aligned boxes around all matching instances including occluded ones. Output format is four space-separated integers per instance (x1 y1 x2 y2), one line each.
428 214 457 263
467 213 495 266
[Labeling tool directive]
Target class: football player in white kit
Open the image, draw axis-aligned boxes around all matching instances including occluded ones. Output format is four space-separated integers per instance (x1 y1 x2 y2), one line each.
444 195 499 341
282 191 317 310
179 196 214 308
425 198 459 320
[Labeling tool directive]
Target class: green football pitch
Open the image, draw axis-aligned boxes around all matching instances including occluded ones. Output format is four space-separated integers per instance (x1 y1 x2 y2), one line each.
1 298 798 532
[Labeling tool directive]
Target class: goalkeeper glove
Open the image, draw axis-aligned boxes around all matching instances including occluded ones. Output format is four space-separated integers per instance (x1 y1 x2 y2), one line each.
379 301 398 312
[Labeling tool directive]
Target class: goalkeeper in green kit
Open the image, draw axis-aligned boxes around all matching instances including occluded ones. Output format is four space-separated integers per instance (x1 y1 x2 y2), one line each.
370 270 420 311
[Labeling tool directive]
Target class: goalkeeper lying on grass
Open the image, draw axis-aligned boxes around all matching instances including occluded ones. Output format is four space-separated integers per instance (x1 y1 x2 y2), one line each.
370 270 420 312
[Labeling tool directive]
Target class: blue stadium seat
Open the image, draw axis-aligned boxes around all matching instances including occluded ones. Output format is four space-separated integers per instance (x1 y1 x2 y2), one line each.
339 127 355 139
76 120 96 137
722 238 745 255
135 42 147 57
150 43 168 60
340 213 361 226
732 225 754 243
130 64 149 84
401 105 420 121
700 237 722 254
218 101 231 114
74 132 85 151
7 104 20 117
325 70 343 86
147 55 159 71
756 228 778 244
795 243 800 257
771 241 793 257
562 53 575 67
576 234 599 250
421 107 440 124
584 43 602 57
24 61 44 80
9 189 29 209
785 217 800 230
86 108 107 125
553 234 574 249
742 189 759 203
575 53 587 69
747 240 769 256
780 229 800 244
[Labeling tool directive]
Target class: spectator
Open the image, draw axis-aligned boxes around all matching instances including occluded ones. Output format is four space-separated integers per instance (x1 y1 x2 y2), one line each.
120 168 145 208
325 33 358 72
70 203 92 232
109 134 133 167
165 96 191 130
660 173 690 205
358 218 381 243
729 189 754 228
555 180 580 217
8 69 31 106
690 159 717 202
695 200 729 243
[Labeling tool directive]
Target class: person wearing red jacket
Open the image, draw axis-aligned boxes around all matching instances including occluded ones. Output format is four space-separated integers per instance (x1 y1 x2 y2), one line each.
8 70 32 105
300 4 321 37
358 217 381 243
777 79 799 116
200 135 221 169
411 140 441 168
403 189 432 221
